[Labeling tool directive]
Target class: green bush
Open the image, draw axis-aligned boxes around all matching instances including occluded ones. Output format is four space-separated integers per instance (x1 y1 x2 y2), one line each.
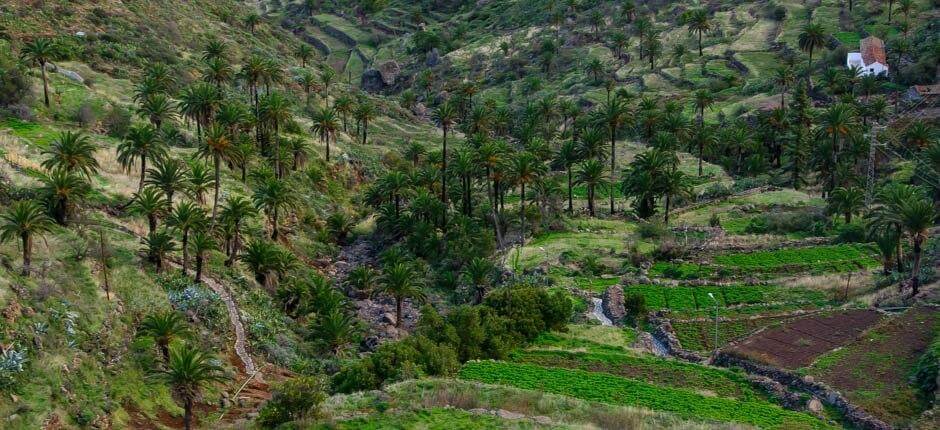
913 336 940 403
257 376 328 428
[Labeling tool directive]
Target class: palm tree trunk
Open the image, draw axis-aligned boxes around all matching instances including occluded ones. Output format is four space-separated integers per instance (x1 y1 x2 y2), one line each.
610 128 616 215
395 297 403 328
911 237 923 295
588 185 595 217
698 141 704 176
181 229 189 276
183 397 193 430
520 183 526 246
698 31 703 57
567 167 573 212
212 155 221 221
896 225 903 272
139 157 147 195
148 215 157 236
40 62 50 107
271 207 279 240
442 127 448 230
362 120 368 145
21 233 30 276
195 253 204 283
664 194 671 225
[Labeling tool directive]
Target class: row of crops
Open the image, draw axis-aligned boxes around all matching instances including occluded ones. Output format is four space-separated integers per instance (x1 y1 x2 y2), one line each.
650 244 879 280
622 284 829 315
510 349 764 401
458 361 832 429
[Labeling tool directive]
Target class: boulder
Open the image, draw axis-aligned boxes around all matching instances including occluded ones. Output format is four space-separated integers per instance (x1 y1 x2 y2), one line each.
807 398 824 413
360 69 386 93
602 285 626 323
381 312 397 325
377 60 400 86
49 64 84 85
426 48 441 67
496 410 525 420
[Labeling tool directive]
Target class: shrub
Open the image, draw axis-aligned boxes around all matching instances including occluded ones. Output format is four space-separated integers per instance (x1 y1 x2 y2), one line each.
0 346 27 389
102 104 132 138
833 222 866 244
74 101 97 128
0 50 32 108
652 238 685 261
913 336 940 403
709 212 721 228
636 221 667 239
257 376 327 428
623 293 647 324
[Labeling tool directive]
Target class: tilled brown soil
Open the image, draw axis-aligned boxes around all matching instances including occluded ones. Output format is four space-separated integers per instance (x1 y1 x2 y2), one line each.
728 309 883 369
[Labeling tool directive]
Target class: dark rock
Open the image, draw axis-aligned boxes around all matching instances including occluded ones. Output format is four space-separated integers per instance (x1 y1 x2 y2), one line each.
426 48 441 67
377 60 400 85
602 285 626 323
361 69 386 93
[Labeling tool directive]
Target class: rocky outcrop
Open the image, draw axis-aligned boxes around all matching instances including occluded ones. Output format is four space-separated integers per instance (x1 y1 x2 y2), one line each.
49 64 84 85
648 312 706 363
601 285 625 324
376 60 400 86
713 353 892 430
360 69 386 93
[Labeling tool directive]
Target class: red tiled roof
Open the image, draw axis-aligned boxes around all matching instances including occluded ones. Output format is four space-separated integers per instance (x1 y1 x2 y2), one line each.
860 36 887 65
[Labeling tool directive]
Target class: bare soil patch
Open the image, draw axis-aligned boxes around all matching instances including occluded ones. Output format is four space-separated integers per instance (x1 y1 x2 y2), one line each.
727 309 883 368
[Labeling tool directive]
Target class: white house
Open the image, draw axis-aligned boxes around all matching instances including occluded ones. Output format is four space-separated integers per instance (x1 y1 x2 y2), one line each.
846 36 888 76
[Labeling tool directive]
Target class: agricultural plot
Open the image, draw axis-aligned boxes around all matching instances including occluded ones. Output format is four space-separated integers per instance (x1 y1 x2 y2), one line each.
528 324 637 354
806 307 940 427
622 284 829 316
459 361 832 429
712 244 879 273
314 407 551 429
511 350 765 402
728 309 884 369
672 314 797 353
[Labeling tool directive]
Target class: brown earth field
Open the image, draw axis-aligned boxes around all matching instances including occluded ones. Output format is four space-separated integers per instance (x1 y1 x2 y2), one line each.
806 307 940 427
726 309 884 368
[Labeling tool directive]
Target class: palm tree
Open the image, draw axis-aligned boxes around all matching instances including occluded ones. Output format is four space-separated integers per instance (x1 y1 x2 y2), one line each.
461 257 494 304
146 158 189 205
309 309 358 355
21 38 57 107
818 103 858 192
868 183 922 273
220 195 256 266
118 125 167 195
130 187 169 235
510 152 546 245
904 121 936 149
660 167 692 225
138 94 177 129
686 9 713 57
198 124 232 220
295 44 315 68
433 99 460 226
597 97 629 214
186 160 214 206
42 130 99 178
692 88 715 128
202 40 227 62
828 186 865 223
156 345 225 430
138 311 190 362
259 92 292 177
381 171 411 217
320 67 336 98
310 106 339 162
354 101 376 146
576 159 606 217
333 95 354 132
0 201 55 276
167 202 207 275
798 22 827 88
241 240 292 288
377 263 427 328
178 82 221 144
586 57 605 83
554 140 581 213
202 58 232 90
869 226 900 275
40 168 88 225
773 66 796 108
253 177 296 240
898 198 936 295
189 231 216 284
143 229 177 272
404 141 426 168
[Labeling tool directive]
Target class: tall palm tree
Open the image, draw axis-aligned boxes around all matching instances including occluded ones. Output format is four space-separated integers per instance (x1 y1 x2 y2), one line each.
320 67 336 98
202 58 233 90
156 345 225 430
130 187 169 236
178 82 221 144
596 97 629 214
898 198 936 295
138 311 190 362
310 106 339 162
660 167 692 225
295 44 315 68
773 66 796 108
0 201 55 276
354 101 376 146
118 125 167 195
576 159 606 217
509 151 546 245
818 103 858 192
220 195 256 266
381 171 411 217
868 183 922 273
189 231 216 284
433 99 460 226
554 140 581 213
198 124 232 220
21 38 57 107
244 13 261 33
146 158 189 205
259 92 292 177
686 9 713 57
253 177 296 240
167 201 207 275
333 95 354 132
692 88 715 129
798 22 827 88
186 160 214 206
40 168 88 225
377 263 427 328
42 131 100 178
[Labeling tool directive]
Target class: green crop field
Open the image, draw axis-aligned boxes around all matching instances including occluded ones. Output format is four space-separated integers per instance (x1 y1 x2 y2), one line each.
459 361 832 429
